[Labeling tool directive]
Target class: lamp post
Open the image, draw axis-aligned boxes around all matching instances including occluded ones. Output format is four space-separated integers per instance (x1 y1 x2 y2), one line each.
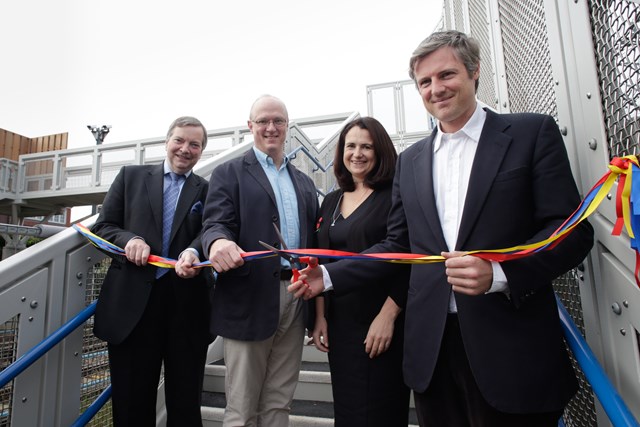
87 125 111 215
87 125 111 145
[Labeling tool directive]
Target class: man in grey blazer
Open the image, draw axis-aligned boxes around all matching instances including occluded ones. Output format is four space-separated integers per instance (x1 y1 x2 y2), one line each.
202 95 319 426
92 116 212 426
291 31 594 426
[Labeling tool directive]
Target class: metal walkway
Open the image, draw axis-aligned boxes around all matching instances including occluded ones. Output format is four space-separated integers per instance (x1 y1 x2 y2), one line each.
0 112 390 218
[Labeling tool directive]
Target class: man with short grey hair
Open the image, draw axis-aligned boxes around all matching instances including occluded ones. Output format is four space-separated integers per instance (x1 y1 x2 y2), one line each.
93 116 213 425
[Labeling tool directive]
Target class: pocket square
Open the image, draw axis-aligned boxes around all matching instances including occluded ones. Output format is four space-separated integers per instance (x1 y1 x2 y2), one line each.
190 201 203 214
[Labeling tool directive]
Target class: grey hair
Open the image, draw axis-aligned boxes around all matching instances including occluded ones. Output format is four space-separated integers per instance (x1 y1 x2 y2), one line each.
408 30 481 92
166 116 208 149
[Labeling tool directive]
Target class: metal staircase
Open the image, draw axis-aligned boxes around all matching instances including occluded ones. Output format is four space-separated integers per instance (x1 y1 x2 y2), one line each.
200 343 418 426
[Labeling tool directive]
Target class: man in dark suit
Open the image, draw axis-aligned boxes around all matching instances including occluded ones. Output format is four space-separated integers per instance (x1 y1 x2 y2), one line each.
202 95 319 426
291 31 594 426
92 116 212 426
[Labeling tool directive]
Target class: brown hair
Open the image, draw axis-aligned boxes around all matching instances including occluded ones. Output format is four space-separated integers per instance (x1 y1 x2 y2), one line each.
334 117 397 192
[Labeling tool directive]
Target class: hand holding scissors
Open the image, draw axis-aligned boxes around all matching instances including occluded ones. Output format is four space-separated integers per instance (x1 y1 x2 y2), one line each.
259 224 318 287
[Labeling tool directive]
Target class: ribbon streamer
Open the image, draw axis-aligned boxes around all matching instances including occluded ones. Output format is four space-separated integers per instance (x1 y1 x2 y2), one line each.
74 156 640 286
72 223 276 269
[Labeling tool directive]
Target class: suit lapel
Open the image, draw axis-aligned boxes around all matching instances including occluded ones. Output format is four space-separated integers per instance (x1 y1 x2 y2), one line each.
245 150 278 208
412 133 449 250
456 111 512 249
288 165 308 246
146 165 164 234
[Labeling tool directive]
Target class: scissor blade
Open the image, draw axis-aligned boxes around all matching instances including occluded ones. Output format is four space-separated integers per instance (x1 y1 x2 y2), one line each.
272 223 289 250
258 240 302 270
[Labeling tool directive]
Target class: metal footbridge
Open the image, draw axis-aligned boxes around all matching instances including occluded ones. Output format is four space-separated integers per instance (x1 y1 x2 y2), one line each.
3 0 640 424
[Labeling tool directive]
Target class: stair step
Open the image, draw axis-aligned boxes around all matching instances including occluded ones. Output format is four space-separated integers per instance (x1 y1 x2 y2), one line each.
201 391 419 427
203 363 334 402
202 391 334 419
201 406 335 427
202 344 418 426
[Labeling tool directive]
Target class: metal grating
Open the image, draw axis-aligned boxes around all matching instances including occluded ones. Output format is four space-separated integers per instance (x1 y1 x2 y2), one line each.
554 270 598 427
496 0 597 422
588 0 640 160
81 259 112 426
497 0 558 117
468 0 499 109
0 315 18 427
453 0 466 30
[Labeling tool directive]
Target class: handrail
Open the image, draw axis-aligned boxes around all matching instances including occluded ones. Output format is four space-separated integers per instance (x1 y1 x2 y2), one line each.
70 385 112 427
0 301 97 389
556 296 640 427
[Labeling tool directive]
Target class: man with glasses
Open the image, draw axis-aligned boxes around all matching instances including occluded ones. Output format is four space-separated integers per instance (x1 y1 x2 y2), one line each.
202 95 319 426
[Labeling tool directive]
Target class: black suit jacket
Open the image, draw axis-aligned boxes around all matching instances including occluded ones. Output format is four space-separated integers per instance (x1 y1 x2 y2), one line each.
201 148 319 341
327 110 594 413
92 164 212 345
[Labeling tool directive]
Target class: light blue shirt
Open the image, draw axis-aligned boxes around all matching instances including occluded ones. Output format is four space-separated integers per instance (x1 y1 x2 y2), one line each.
253 146 300 269
163 160 190 196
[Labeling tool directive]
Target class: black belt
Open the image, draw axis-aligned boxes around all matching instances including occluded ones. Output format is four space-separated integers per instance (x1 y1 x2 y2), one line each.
280 269 293 280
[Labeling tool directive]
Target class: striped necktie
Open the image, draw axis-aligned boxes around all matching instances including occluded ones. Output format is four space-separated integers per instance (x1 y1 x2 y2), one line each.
157 172 183 278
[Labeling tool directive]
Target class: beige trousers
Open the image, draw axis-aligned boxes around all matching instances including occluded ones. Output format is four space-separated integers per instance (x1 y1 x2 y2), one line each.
222 280 305 427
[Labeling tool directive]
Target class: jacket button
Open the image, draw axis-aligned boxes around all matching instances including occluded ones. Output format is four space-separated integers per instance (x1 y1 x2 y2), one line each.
274 242 280 248
273 271 279 278
272 215 278 222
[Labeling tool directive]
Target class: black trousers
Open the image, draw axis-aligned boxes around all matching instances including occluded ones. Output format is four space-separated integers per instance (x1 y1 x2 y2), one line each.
107 275 208 427
413 314 563 427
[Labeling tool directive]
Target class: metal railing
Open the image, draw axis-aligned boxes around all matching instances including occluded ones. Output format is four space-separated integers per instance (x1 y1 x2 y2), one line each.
0 114 356 211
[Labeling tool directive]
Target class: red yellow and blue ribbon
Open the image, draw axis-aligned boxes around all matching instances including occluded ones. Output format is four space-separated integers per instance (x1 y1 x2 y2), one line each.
73 155 640 284
72 223 277 269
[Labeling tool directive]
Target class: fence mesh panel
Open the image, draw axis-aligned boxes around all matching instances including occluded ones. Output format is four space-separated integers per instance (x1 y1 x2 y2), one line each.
498 0 558 117
80 258 112 426
0 315 18 427
469 0 499 109
589 0 640 160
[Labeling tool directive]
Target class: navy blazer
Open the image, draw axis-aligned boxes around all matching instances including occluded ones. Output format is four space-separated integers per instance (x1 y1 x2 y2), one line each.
327 110 594 413
92 164 212 345
202 149 319 341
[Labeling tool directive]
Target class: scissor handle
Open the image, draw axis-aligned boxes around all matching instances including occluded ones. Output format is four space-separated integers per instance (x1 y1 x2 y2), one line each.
291 268 311 289
298 256 318 268
292 268 301 283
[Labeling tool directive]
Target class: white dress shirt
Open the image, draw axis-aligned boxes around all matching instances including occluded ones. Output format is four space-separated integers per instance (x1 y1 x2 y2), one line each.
432 103 507 312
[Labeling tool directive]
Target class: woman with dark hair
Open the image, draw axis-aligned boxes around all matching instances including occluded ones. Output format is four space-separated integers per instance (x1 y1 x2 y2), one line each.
311 117 410 426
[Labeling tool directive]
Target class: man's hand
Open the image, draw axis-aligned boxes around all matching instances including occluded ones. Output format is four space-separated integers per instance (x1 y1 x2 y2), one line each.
288 265 323 299
442 251 492 295
124 238 151 266
208 238 245 272
175 250 201 279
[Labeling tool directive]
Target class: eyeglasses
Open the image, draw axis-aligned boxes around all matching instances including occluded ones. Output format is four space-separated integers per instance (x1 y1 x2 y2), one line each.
251 118 288 128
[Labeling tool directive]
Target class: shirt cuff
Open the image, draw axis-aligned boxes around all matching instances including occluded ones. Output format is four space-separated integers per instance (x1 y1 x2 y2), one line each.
320 265 333 292
488 261 509 295
179 247 200 260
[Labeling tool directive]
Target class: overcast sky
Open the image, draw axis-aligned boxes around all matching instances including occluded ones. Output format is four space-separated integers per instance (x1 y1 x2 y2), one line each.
1 1 442 148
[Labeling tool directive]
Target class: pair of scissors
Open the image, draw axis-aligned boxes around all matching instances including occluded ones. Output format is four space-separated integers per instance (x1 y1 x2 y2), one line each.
259 223 318 286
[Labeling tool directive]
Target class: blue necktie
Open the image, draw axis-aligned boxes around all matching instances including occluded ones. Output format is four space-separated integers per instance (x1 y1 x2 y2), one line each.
157 172 183 278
